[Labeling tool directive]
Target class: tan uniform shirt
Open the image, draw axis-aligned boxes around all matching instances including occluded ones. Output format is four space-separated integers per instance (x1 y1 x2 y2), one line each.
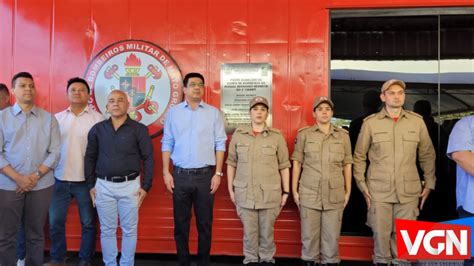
292 124 352 210
227 126 291 209
353 108 436 203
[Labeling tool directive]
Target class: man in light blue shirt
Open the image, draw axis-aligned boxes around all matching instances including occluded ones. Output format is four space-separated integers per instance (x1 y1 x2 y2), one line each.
162 72 227 266
447 115 474 265
447 115 474 216
0 72 61 266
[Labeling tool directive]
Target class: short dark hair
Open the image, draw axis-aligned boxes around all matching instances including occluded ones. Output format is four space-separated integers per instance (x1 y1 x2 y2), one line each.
183 72 205 87
67 77 91 94
0 83 9 95
12 72 34 88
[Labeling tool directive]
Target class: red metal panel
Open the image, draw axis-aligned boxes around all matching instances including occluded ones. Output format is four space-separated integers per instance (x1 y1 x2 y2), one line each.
129 0 170 46
169 0 207 44
12 0 53 109
327 0 474 9
248 0 289 44
90 0 129 56
208 0 248 44
0 0 14 87
49 0 93 113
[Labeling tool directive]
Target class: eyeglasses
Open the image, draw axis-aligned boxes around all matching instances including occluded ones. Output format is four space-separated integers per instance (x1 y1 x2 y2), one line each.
188 82 205 88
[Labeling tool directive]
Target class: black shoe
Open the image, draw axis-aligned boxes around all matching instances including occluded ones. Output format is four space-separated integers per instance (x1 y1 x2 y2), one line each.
302 261 315 266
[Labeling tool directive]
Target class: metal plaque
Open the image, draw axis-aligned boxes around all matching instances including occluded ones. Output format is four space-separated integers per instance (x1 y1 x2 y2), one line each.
221 63 272 134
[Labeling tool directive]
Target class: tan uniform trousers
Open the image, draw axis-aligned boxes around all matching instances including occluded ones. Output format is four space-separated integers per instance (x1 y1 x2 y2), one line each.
236 206 280 264
300 206 343 264
368 200 419 264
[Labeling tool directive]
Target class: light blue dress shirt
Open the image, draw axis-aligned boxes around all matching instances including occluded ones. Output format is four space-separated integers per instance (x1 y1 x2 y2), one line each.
447 115 474 213
0 104 61 191
161 100 227 168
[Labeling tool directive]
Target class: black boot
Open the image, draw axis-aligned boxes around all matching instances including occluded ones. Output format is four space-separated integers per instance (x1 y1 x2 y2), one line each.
302 261 315 266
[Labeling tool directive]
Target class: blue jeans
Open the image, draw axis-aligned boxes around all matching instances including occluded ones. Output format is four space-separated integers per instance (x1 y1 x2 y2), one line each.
16 220 25 260
458 207 474 266
95 178 140 266
48 179 96 263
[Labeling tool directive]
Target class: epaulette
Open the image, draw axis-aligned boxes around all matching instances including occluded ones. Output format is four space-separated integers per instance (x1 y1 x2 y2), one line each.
268 127 282 134
335 127 348 134
297 125 310 132
405 110 423 119
234 127 246 133
363 113 377 122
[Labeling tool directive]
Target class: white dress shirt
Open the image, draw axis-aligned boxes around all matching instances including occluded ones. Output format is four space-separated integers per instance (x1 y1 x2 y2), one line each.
54 106 104 182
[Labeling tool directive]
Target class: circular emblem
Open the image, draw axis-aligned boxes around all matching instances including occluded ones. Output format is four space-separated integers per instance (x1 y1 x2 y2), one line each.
84 40 183 137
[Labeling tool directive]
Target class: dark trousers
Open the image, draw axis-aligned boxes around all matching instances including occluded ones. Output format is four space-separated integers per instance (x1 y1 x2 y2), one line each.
0 186 53 266
458 207 474 266
48 179 96 263
173 167 214 266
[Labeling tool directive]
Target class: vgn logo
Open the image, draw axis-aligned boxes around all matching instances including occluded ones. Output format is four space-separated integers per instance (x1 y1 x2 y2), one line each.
85 39 183 137
396 219 472 260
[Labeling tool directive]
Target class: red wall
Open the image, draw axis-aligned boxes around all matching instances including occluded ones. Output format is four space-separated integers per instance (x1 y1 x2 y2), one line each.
0 0 471 260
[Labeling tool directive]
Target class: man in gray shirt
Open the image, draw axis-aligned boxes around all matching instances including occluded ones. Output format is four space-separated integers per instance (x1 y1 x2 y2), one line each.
0 72 61 266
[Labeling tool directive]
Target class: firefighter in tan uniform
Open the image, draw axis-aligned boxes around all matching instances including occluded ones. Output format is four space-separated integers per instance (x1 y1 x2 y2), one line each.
291 96 353 266
227 96 291 266
353 79 436 265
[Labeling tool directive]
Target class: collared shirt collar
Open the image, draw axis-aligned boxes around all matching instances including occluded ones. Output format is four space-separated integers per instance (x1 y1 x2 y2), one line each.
12 103 38 117
312 123 336 136
107 115 133 127
183 100 205 109
377 107 408 119
242 124 270 137
66 105 90 116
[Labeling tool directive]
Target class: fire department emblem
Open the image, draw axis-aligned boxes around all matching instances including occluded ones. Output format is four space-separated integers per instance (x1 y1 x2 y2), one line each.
84 40 183 137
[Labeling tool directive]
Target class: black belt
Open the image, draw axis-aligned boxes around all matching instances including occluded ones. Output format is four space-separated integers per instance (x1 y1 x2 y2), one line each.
174 166 213 175
98 172 139 183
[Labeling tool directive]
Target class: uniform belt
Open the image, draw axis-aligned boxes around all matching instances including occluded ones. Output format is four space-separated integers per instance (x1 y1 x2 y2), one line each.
174 166 213 175
97 172 139 183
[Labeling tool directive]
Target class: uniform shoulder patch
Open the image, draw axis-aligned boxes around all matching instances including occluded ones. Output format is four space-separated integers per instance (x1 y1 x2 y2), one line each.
363 113 377 122
297 125 311 132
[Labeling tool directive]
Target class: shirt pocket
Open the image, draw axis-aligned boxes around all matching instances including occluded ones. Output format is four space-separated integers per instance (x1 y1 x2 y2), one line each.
233 179 248 206
329 141 345 163
403 172 422 196
260 144 277 164
303 141 321 162
236 143 250 163
329 176 345 204
368 174 391 193
117 135 138 155
299 182 319 207
372 132 392 158
261 183 281 204
403 131 420 155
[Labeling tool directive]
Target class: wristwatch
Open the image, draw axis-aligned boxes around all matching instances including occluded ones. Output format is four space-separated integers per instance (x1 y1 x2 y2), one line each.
282 191 289 195
35 171 43 178
215 172 224 177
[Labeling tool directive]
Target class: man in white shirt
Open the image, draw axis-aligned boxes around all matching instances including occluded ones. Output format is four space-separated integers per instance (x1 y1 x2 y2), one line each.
46 77 104 266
